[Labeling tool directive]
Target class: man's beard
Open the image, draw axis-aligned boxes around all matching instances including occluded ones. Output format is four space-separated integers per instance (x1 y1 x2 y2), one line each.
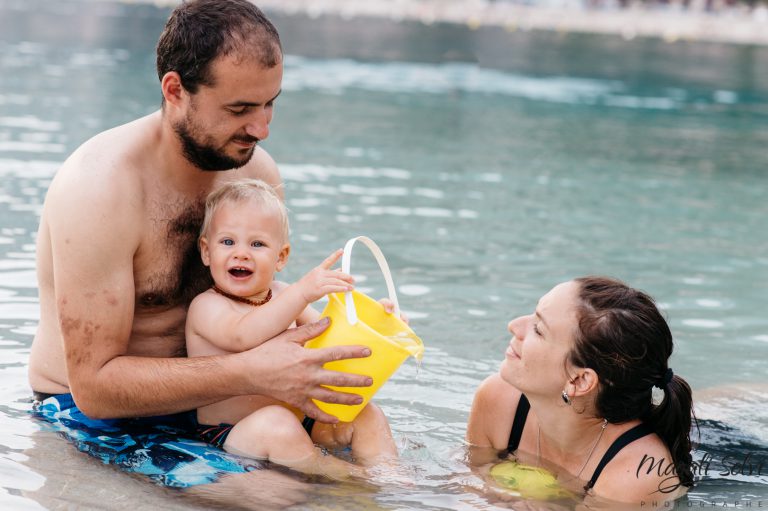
173 117 257 171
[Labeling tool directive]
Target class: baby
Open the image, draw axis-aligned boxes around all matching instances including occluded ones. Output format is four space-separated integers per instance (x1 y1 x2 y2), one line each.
185 178 397 478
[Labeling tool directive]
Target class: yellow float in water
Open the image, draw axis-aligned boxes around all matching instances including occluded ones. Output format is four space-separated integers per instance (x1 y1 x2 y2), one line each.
489 460 576 501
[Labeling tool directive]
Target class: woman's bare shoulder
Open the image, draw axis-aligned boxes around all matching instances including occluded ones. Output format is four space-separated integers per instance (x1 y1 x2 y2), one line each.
467 373 523 449
592 431 687 504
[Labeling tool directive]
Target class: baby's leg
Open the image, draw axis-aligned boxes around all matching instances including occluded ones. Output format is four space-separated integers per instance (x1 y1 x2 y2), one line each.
312 403 397 466
222 405 364 479
348 403 398 465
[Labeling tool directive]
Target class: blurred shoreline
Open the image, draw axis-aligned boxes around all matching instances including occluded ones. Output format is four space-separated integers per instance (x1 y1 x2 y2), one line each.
252 0 768 46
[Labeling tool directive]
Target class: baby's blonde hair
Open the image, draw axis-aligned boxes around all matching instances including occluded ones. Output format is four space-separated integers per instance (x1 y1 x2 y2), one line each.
200 179 289 242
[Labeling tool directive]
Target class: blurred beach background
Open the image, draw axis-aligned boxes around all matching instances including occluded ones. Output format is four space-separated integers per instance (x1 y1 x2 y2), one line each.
1 0 767 509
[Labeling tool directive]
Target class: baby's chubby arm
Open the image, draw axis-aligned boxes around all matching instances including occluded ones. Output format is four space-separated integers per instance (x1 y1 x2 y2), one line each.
188 249 353 353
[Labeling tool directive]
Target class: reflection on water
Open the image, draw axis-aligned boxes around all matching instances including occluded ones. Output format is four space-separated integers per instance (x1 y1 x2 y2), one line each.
1 0 767 509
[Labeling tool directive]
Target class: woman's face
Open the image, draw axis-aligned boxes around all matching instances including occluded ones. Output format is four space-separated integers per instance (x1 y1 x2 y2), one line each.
499 280 581 397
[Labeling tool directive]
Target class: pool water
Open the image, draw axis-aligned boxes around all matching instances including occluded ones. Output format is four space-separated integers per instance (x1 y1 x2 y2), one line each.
1 0 767 509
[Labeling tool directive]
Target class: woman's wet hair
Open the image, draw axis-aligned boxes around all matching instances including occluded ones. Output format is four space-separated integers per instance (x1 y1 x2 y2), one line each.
569 276 695 487
156 0 282 94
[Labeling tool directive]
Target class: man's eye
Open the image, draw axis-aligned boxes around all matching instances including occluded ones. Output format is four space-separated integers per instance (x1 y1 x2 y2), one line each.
229 107 248 116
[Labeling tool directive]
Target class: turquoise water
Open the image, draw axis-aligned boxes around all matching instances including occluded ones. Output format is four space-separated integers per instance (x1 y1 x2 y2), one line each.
1 0 767 509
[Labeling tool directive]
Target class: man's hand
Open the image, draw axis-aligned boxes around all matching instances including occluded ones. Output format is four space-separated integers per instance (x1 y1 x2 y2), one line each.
296 249 354 303
240 318 372 424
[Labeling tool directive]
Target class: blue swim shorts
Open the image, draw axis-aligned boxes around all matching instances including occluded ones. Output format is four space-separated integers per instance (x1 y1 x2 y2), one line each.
31 393 265 488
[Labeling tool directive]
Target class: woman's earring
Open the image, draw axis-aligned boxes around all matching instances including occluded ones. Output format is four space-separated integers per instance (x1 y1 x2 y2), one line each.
561 390 571 405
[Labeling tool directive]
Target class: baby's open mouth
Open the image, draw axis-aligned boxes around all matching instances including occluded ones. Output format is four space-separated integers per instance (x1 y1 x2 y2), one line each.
228 267 253 277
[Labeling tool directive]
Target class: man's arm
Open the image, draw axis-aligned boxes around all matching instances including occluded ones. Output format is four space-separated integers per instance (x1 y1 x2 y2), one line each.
46 155 242 418
47 155 370 421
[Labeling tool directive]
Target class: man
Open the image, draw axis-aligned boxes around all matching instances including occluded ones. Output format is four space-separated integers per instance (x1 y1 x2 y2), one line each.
29 0 371 429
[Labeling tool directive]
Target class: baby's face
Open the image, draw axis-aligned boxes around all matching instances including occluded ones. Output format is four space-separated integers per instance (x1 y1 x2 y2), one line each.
200 198 289 299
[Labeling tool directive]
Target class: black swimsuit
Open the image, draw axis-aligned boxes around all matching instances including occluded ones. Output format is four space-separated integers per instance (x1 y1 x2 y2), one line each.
505 394 653 490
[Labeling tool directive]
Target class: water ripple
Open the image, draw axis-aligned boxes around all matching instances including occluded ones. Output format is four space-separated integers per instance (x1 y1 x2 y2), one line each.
0 117 60 131
682 319 725 329
282 56 711 110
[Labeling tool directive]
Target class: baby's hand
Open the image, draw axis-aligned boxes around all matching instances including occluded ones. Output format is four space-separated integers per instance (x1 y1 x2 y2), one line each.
298 249 354 303
378 297 409 324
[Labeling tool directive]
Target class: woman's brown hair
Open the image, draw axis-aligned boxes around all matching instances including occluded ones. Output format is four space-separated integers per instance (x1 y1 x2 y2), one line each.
569 276 695 487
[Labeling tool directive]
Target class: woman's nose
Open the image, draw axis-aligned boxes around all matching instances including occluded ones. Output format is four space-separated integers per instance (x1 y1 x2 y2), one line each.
507 315 528 340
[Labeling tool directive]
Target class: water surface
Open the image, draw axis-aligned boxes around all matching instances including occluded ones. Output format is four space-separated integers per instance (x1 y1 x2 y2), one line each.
1 0 767 509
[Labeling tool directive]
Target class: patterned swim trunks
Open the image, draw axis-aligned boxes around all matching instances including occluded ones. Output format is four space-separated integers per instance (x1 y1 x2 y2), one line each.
31 393 265 488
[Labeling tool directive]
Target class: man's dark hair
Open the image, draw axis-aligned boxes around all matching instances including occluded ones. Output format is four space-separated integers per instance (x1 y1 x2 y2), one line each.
156 0 282 94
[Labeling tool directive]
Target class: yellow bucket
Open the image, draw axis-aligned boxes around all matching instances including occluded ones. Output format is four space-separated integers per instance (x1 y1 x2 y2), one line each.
305 236 424 422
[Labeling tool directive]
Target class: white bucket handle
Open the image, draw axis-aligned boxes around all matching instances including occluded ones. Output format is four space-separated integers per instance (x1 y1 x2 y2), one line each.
342 236 400 325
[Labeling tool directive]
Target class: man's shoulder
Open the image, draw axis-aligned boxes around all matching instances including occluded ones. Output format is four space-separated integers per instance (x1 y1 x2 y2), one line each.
50 115 159 202
236 146 283 196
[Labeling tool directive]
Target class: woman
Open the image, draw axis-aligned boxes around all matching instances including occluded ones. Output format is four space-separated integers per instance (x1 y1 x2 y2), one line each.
467 277 695 505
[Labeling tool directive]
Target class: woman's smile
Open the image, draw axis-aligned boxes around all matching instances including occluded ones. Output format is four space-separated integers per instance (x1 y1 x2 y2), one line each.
505 342 520 360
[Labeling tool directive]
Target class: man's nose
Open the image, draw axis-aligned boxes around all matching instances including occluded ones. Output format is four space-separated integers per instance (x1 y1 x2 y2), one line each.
245 110 270 140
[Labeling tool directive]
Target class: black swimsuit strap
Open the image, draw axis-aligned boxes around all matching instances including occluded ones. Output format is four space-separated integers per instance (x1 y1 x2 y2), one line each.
585 422 654 490
506 394 531 452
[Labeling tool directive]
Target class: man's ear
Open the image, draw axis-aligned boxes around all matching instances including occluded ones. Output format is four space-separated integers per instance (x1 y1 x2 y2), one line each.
160 71 186 108
275 244 290 272
199 237 211 267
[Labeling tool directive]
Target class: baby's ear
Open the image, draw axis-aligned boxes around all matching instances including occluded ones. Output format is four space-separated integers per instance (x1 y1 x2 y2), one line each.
199 237 211 266
275 243 290 272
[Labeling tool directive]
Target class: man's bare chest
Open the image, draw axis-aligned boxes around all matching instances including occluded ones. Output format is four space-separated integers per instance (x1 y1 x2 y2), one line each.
133 200 212 309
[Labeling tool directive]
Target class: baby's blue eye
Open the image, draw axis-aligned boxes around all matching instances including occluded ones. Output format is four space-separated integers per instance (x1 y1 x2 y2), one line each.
251 241 264 248
222 239 234 246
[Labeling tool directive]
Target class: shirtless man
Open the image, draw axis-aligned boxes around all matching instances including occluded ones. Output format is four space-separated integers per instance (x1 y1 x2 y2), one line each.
28 0 371 424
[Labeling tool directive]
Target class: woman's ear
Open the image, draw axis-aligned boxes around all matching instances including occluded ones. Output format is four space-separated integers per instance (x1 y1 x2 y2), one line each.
570 368 600 398
275 244 290 272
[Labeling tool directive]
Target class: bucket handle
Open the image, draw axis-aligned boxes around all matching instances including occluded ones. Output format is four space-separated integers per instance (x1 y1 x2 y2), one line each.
341 236 400 325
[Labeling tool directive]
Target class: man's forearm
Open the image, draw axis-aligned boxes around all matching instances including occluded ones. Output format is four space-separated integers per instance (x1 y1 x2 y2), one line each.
72 353 251 419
